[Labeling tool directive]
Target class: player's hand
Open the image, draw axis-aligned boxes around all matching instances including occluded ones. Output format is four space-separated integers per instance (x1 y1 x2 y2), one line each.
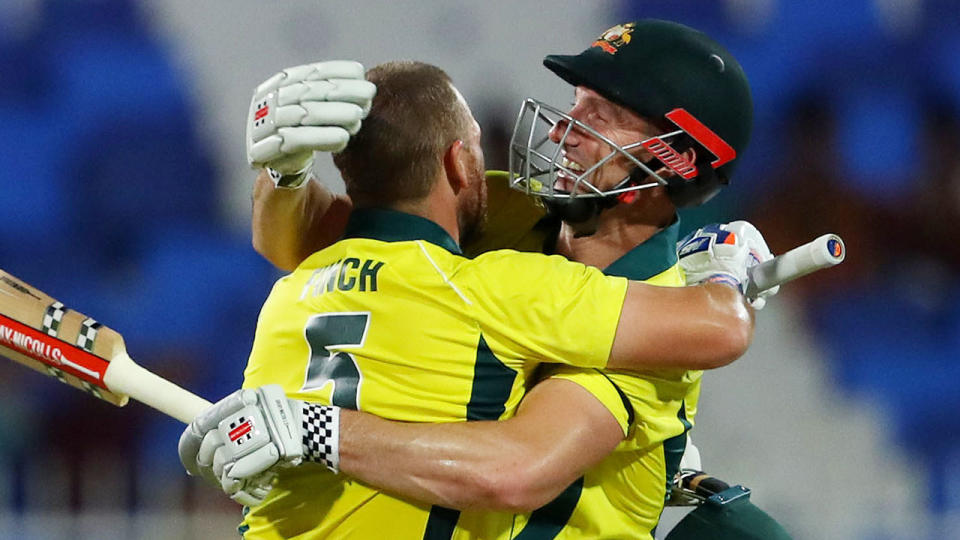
677 220 777 309
179 385 341 505
246 61 376 188
178 385 301 504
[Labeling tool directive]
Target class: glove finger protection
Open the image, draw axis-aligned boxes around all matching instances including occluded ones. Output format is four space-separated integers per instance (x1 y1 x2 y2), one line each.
246 60 376 188
269 102 364 132
190 430 224 487
248 126 352 164
723 220 779 308
229 485 263 507
677 221 777 309
180 386 257 479
678 223 749 290
212 386 301 469
178 423 205 478
225 472 276 507
278 79 376 112
255 61 367 97
182 384 343 503
212 440 228 480
198 429 223 469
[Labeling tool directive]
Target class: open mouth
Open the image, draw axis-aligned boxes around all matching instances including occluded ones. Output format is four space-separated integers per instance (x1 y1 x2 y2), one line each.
556 156 589 192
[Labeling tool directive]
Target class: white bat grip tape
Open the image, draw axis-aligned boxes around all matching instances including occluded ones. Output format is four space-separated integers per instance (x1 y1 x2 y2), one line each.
746 234 845 297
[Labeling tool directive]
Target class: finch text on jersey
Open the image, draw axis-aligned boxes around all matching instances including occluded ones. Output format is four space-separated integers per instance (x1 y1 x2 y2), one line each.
301 258 385 299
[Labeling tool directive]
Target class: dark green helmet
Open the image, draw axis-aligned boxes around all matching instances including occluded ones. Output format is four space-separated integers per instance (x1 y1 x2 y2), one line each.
543 19 753 206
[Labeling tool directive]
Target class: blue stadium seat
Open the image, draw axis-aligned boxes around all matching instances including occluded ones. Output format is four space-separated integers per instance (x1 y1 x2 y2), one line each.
42 225 275 402
47 32 190 136
41 0 144 40
0 106 96 295
0 34 53 103
62 114 218 268
811 279 960 468
926 31 960 114
834 84 920 204
0 109 67 239
122 226 273 352
618 1 728 37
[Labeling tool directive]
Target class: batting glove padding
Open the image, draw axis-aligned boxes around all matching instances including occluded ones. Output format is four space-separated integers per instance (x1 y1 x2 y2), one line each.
178 384 341 506
246 60 376 187
678 221 778 309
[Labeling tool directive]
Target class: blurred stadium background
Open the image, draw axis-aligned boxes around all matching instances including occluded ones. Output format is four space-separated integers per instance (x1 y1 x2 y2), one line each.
1 0 958 538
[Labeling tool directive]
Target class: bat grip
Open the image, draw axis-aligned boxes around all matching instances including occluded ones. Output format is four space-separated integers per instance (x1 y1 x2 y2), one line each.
746 234 845 296
104 353 213 423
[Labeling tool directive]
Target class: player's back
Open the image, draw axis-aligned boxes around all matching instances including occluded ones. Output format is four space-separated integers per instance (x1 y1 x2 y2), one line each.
239 208 626 539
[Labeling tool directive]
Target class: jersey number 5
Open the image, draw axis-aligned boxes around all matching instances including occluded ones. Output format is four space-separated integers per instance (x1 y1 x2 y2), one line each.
300 312 369 410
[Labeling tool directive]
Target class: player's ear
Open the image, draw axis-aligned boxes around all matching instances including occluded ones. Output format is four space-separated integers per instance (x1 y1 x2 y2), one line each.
683 146 697 166
443 139 469 194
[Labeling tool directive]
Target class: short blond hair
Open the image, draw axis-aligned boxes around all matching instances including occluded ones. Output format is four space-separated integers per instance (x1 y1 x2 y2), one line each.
333 61 470 208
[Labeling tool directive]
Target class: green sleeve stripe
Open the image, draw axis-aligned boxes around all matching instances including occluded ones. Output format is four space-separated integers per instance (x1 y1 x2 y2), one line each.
422 505 460 540
466 335 516 421
514 477 585 539
423 335 516 539
662 401 694 501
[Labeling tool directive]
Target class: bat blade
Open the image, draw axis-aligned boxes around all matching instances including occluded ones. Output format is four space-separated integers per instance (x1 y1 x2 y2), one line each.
0 270 128 405
0 269 211 423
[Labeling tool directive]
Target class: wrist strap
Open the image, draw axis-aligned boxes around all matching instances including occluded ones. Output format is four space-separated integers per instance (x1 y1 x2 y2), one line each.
301 402 341 473
267 167 311 189
704 273 744 294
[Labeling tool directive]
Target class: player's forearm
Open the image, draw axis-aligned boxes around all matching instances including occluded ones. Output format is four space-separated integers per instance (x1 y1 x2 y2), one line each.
251 170 352 271
607 281 754 371
337 412 508 510
337 400 610 512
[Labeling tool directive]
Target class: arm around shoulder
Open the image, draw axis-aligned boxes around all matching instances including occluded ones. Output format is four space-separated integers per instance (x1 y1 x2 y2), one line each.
251 170 353 271
606 281 754 371
337 377 624 512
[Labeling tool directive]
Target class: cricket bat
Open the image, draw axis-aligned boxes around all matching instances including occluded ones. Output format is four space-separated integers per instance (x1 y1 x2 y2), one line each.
0 234 844 425
0 269 211 424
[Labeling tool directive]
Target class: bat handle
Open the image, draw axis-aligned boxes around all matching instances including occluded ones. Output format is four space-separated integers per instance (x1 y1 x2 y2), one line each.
746 234 845 296
104 352 213 424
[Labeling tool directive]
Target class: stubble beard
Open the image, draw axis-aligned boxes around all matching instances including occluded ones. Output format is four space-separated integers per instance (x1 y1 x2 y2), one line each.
457 171 488 248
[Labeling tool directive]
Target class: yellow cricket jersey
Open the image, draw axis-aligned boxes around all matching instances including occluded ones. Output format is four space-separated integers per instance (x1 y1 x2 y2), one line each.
505 220 700 540
461 172 702 540
239 207 628 539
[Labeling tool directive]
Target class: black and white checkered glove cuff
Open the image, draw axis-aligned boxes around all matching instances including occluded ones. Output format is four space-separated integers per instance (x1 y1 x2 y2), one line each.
301 402 341 473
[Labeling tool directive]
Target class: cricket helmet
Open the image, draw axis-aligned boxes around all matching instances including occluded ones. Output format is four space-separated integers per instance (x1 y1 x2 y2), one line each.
509 19 753 221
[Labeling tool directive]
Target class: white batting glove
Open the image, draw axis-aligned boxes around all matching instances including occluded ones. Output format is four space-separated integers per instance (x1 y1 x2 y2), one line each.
677 220 778 309
178 385 341 506
246 61 376 188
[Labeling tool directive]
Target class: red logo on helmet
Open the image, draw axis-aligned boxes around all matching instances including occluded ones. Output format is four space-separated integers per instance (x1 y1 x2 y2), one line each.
665 108 736 170
642 137 698 179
